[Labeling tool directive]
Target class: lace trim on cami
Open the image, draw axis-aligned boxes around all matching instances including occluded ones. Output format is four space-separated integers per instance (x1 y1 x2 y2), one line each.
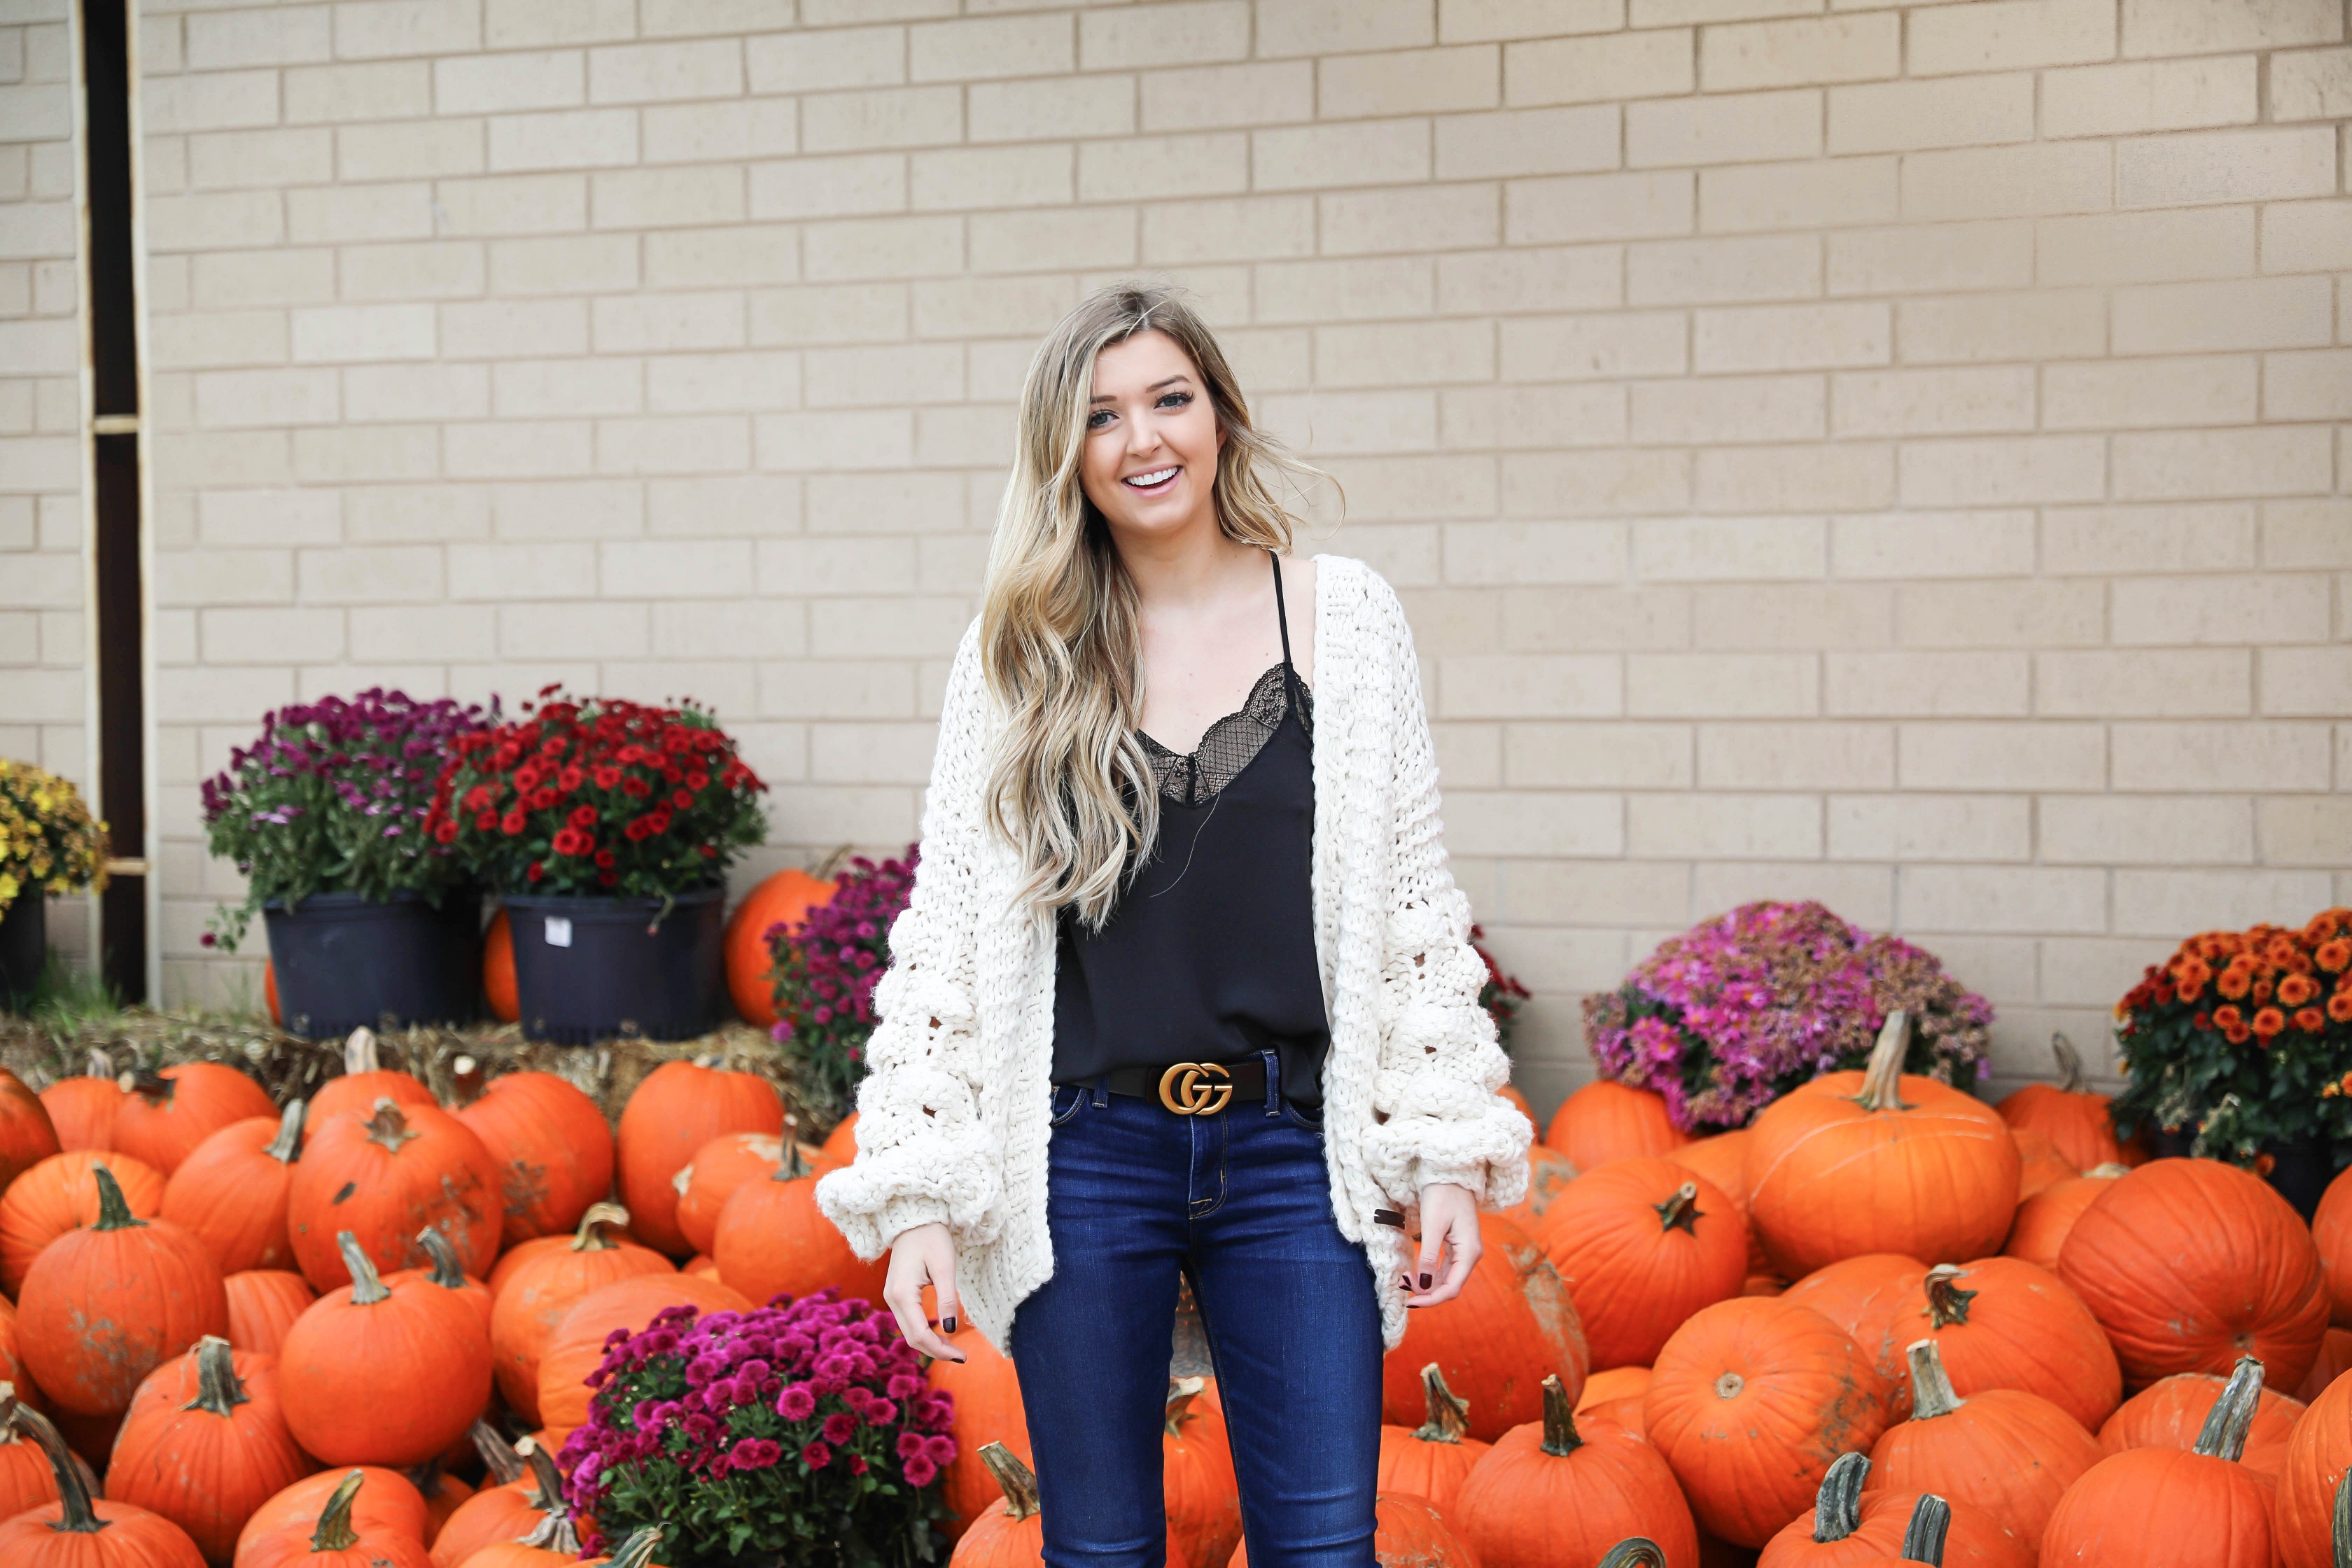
1138 664 1314 807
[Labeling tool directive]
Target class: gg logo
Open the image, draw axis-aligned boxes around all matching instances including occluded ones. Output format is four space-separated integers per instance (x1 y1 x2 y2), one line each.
1157 1060 1233 1116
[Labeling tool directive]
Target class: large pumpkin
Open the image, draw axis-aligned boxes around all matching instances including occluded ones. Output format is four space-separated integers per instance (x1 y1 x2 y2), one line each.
1163 1378 1241 1568
2295 1327 2352 1403
1546 1081 1690 1171
2099 1369 2305 1476
0 1404 207 1568
18 1166 229 1418
454 1071 613 1247
615 1060 784 1256
1745 1011 2021 1279
1377 1364 1490 1511
113 1063 275 1179
1380 1213 1588 1442
279 1232 492 1468
287 1098 503 1292
488 1203 672 1424
2314 1161 2352 1329
223 1270 316 1358
235 1466 427 1558
1756 1452 2030 1568
484 910 519 1024
2277 1364 2352 1568
41 1060 125 1152
2040 1355 2275 1568
1536 1157 1746 1371
725 867 836 1027
534 1273 752 1439
927 1319 1031 1539
1865 1338 2099 1550
712 1142 884 1310
1860 1259 2121 1432
2000 1165 2125 1275
0 1148 166 1296
0 1065 60 1189
1778 1254 1923 1426
2057 1156 2329 1390
1994 1033 2125 1172
1643 1296 1890 1548
236 1467 434 1568
160 1099 304 1275
104 1336 312 1563
307 1028 435 1127
1452 1373 1699 1568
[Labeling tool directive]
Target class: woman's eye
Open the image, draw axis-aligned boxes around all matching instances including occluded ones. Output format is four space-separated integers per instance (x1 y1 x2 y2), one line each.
1087 410 1113 428
1161 392 1191 410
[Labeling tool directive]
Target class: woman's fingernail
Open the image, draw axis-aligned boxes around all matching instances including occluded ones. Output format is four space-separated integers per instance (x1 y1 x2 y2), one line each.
1419 1273 1432 1290
941 1315 958 1334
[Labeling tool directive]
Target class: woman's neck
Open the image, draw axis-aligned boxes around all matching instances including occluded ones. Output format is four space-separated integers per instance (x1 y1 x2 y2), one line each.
1113 526 1263 616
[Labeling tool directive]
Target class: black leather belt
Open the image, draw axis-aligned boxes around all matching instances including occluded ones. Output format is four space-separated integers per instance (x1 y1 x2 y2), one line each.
1095 1058 1268 1114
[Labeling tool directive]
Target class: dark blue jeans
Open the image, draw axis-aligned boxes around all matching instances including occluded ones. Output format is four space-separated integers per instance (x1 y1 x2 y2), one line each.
1007 1060 1384 1568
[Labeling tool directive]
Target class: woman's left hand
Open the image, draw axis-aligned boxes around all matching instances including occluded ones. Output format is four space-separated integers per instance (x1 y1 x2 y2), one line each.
1404 1182 1482 1308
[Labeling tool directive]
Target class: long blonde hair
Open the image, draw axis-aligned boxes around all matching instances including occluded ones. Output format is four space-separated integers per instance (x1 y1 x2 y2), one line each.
980 282 1340 932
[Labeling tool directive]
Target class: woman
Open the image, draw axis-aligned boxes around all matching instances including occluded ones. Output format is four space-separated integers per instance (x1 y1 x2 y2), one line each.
816 283 1530 1568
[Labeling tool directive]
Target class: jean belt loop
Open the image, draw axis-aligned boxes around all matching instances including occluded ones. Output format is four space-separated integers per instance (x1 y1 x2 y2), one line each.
1089 1073 1110 1110
1260 1046 1282 1117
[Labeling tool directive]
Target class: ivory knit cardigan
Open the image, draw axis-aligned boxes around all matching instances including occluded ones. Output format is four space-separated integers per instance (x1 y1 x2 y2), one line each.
814 552 1532 1354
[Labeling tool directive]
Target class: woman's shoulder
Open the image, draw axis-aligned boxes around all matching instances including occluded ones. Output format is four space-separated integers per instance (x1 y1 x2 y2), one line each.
1307 552 1415 657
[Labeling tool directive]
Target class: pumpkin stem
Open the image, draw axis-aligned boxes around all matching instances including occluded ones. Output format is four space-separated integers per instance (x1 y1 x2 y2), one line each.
310 1471 366 1553
362 1098 419 1154
90 1164 146 1233
1812 1452 1870 1542
2087 1163 2131 1178
774 1141 813 1182
1410 1364 1472 1445
265 1100 306 1163
181 1336 249 1418
2332 1470 2351 1568
338 1231 391 1306
1653 1182 1702 1236
1595 1543 1666 1568
1538 1373 1582 1457
125 1069 172 1104
517 1442 580 1553
1858 1011 1912 1112
515 1436 565 1510
10 1403 104 1533
2192 1355 2264 1462
1905 1340 1965 1421
607 1527 666 1568
344 1027 381 1077
470 1420 526 1486
2050 1032 2087 1093
1165 1376 1205 1436
414 1226 468 1289
571 1201 631 1252
979 1441 1040 1521
85 1047 111 1079
1922 1266 1976 1329
1900 1494 1950 1565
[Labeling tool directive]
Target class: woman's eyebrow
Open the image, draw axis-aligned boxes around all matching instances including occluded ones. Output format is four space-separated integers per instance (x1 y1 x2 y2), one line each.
1089 374 1192 406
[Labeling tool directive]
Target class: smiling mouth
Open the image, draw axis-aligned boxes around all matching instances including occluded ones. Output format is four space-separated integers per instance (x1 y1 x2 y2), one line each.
1121 465 1179 492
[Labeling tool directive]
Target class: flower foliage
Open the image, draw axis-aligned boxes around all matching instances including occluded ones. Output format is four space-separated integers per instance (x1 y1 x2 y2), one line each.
769 848 916 1118
426 686 767 901
1583 899 1995 1134
2113 907 2352 1161
1471 923 1531 1054
0 760 108 916
197 690 488 951
559 1290 955 1568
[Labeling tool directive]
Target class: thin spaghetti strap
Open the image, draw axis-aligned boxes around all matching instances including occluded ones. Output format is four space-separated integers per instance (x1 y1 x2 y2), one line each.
1270 548 1294 671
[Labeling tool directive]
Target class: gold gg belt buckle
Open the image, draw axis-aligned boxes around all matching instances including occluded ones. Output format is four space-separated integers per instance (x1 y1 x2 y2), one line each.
1158 1061 1233 1115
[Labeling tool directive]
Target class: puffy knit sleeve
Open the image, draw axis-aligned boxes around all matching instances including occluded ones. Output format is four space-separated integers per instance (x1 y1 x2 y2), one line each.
1355 573 1533 1213
815 618 1007 1261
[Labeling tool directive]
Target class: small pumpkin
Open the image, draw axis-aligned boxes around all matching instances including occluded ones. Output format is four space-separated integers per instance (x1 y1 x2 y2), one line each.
724 867 836 1028
41 1053 126 1152
615 1060 785 1257
1994 1034 2124 1172
160 1099 304 1275
1667 1129 1775 1280
104 1336 312 1563
1998 1165 2126 1275
0 1065 60 1190
286 1098 503 1292
112 1063 275 1179
2276 1359 2352 1568
0 1403 206 1568
2097 1368 2305 1476
675 1130 827 1256
1536 1158 1746 1371
307 1028 435 1127
1865 1338 2099 1550
1162 1377 1241 1568
1861 1259 2122 1432
1364 1492 1480 1568
1452 1373 1700 1568
408 1462 471 1548
1380 1213 1589 1442
435 1443 579 1568
534 1274 752 1440
0 1148 166 1296
2039 1355 2276 1568
1545 1081 1691 1172
926 1318 1032 1539
428 1427 547 1568
453 1071 613 1248
1756 1453 2031 1568
279 1232 493 1468
2007 1128 2077 1203
236 1468 434 1568
819 1112 860 1166
487 1203 671 1424
390 1227 496 1331
0 1382 64 1522
712 1142 885 1310
1376 1364 1490 1511
235 1466 428 1557
224 1270 317 1357
950 1443 1048 1568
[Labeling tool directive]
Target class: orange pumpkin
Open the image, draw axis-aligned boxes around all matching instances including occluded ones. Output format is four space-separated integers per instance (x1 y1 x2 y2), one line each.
1453 1373 1699 1568
410 1463 472 1548
2294 1327 2352 1403
2274 1362 2352 1568
676 1131 830 1256
433 1444 580 1568
1366 1492 1480 1568
41 1058 126 1152
1865 1338 2099 1550
1577 1364 1653 1411
160 1099 304 1275
1163 1377 1241 1568
927 1318 1032 1538
1756 1452 2031 1568
1861 1259 2121 1432
950 1443 1049 1568
488 1203 673 1424
0 1384 64 1523
1994 1033 2124 1172
0 1148 165 1296
1546 1081 1691 1171
2057 1156 2329 1390
2314 1161 2352 1329
713 1142 886 1310
1999 1165 2126 1275
0 1404 206 1568
1496 1143 1578 1237
2040 1355 2275 1568
18 1166 229 1418
225 1270 317 1357
725 868 836 1028
1380 1214 1588 1442
235 1468 434 1568
236 1466 428 1556
287 1098 503 1292
429 1431 546 1568
484 911 519 1025
535 1274 752 1439
1643 1296 1891 1548
1376 1364 1490 1511
308 1028 436 1127
820 1113 860 1166
2098 1368 2305 1476
389 1227 496 1331
112 1063 276 1179
615 1060 784 1257
1779 1254 1924 1424
104 1336 312 1563
2008 1128 2077 1203
265 962 282 1026
1745 1012 2021 1280
1536 1157 1746 1371
0 1065 59 1190
1667 1129 1774 1280
454 1071 613 1248
279 1232 493 1468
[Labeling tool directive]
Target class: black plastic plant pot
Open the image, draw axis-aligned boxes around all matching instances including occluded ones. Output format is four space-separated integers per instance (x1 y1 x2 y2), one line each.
2143 1125 2337 1222
263 889 483 1039
503 885 726 1045
0 895 43 1009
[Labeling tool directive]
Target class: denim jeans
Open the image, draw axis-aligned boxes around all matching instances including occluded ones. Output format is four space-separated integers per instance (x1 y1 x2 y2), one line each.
1007 1051 1384 1568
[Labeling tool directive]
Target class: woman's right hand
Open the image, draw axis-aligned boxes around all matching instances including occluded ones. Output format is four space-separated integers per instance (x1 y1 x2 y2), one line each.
883 1222 965 1363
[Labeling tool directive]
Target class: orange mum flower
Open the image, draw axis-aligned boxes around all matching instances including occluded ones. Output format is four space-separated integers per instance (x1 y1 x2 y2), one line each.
2318 939 2351 973
2279 973 2319 1007
2218 964 2253 1000
2296 1007 2326 1034
2213 1004 2244 1030
2253 1006 2286 1038
2330 990 2352 1024
2253 978 2275 1004
2224 1019 2252 1045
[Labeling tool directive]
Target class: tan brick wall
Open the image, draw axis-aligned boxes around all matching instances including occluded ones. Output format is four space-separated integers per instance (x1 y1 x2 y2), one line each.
30 0 2352 1113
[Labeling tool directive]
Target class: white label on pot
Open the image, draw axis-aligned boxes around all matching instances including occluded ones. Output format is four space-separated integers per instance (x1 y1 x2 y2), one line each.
545 916 573 948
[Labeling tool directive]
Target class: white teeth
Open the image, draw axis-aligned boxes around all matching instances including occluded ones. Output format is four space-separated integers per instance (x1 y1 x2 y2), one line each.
1124 466 1177 486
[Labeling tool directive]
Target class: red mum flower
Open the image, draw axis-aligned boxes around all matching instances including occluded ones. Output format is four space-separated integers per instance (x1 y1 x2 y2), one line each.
569 804 598 829
501 811 526 835
595 848 615 869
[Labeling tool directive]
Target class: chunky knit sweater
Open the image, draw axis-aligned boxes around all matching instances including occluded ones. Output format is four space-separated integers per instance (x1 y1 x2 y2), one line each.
814 553 1532 1354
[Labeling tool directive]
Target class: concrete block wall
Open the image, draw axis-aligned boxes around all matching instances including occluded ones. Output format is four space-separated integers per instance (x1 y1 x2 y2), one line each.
15 0 2352 1114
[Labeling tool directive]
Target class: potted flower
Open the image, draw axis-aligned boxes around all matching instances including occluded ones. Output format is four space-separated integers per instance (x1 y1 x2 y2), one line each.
1582 899 1994 1134
427 685 767 1043
558 1289 958 1568
2112 906 2352 1219
0 760 108 1007
766 848 916 1119
200 690 493 1037
1471 922 1531 1051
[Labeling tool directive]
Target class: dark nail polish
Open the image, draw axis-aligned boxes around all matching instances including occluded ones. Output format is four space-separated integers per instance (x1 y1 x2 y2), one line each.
940 1315 958 1335
1419 1273 1432 1290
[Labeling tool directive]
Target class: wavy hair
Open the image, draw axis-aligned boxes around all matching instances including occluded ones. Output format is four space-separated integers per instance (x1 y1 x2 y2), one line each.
979 281 1340 932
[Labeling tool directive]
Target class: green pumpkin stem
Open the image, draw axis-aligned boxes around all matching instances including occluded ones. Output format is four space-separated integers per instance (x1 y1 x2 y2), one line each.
2332 1470 2351 1568
571 1201 630 1252
775 1141 813 1182
90 1164 145 1233
470 1420 526 1486
1922 1265 1976 1329
1905 1340 1965 1421
1857 1011 1912 1113
414 1226 468 1289
338 1231 391 1306
1812 1452 1871 1542
311 1471 365 1552
519 1437 570 1516
181 1337 250 1417
1410 1364 1472 1445
8 1399 104 1533
1538 1373 1581 1457
1596 1542 1666 1568
266 1100 306 1163
607 1527 666 1568
1165 1376 1205 1436
1900 1494 1950 1564
125 1070 172 1105
1653 1182 1703 1236
979 1441 1040 1521
2192 1355 2264 1462
2049 1032 2088 1093
361 1098 418 1155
